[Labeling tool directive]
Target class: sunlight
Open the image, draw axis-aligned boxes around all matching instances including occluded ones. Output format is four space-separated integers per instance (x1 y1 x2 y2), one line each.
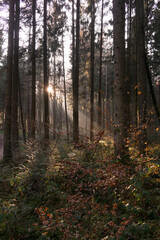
47 85 54 95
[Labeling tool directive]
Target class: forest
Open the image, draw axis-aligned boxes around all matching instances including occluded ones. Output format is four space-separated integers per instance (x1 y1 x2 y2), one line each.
0 0 160 239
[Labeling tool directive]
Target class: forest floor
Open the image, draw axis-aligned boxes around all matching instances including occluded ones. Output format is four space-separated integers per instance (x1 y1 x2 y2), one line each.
0 134 3 161
0 136 160 240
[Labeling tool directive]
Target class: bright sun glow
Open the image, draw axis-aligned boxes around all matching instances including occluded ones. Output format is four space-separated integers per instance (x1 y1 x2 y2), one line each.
47 85 54 95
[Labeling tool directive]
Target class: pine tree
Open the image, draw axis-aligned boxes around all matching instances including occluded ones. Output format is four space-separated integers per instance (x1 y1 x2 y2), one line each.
3 0 14 161
43 0 49 143
113 0 128 158
136 0 147 154
31 0 36 139
73 0 80 144
12 0 20 159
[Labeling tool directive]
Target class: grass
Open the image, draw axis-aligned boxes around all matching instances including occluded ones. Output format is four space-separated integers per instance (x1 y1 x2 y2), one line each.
0 137 160 239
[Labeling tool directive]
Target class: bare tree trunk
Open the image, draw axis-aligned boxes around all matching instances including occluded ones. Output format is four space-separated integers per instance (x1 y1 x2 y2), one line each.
125 0 131 136
53 55 56 139
19 75 26 143
12 0 20 159
62 32 69 142
31 0 36 139
3 0 14 161
113 0 128 158
73 0 80 144
90 0 95 140
43 0 49 143
136 0 147 154
98 0 104 129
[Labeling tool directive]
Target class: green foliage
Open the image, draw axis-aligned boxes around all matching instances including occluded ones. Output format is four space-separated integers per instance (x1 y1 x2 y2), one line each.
0 139 159 239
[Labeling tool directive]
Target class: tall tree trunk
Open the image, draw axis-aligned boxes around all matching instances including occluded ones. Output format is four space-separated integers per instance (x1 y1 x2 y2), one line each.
90 0 95 140
113 0 128 158
53 55 56 139
125 0 131 136
136 0 147 154
3 0 14 161
62 32 69 142
98 0 104 129
19 76 26 143
27 81 31 137
27 24 32 137
12 0 20 159
43 0 49 143
73 0 80 144
31 0 36 139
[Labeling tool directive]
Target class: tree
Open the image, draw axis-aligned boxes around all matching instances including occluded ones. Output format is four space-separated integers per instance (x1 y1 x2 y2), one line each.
3 0 14 161
98 0 104 130
43 0 49 143
73 0 80 144
125 0 131 135
12 0 20 158
136 0 147 154
113 0 128 158
31 0 36 139
90 0 95 140
62 30 69 142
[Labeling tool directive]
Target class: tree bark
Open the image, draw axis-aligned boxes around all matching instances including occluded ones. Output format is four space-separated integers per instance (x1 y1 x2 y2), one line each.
62 32 69 142
3 0 14 161
31 0 36 139
19 76 26 143
43 0 49 143
12 0 20 159
73 0 80 144
53 55 56 139
98 0 104 130
125 0 131 136
136 0 147 154
113 0 128 158
90 0 95 140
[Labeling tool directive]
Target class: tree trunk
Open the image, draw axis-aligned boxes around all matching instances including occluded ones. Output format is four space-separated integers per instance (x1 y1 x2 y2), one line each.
90 0 95 140
3 0 14 161
113 0 128 158
19 76 26 143
62 32 69 142
12 0 20 159
31 0 36 139
43 0 49 143
73 0 80 144
125 0 131 136
98 0 104 130
136 0 147 154
53 55 56 139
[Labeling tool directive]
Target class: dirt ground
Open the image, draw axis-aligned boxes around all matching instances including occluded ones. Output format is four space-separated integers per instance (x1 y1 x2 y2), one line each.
0 134 3 160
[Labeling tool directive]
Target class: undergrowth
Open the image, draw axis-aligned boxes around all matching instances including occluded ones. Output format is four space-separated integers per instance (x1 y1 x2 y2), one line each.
0 137 159 239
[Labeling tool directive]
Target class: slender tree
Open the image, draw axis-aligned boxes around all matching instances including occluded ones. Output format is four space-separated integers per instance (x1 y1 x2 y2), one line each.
73 0 80 144
62 31 69 142
113 0 128 158
12 0 20 158
125 0 131 136
3 0 14 161
98 0 104 129
90 0 95 140
43 0 49 143
19 76 26 143
136 0 147 154
31 0 36 139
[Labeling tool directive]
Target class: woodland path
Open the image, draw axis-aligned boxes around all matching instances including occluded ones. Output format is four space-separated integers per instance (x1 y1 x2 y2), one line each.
0 134 3 161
